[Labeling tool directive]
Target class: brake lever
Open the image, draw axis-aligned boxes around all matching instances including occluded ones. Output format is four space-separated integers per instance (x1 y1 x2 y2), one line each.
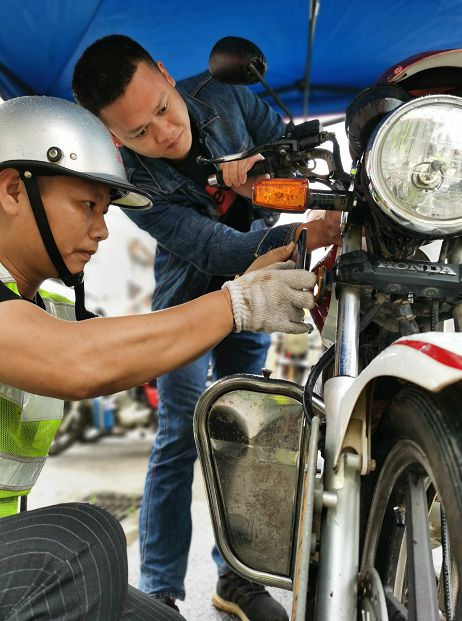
196 139 298 166
197 118 331 167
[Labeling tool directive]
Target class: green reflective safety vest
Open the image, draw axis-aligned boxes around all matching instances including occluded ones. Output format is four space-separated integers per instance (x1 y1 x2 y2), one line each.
0 263 75 518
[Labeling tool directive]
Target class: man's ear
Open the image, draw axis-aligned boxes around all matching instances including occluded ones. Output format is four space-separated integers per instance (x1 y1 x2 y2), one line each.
110 132 124 148
156 61 176 87
0 169 21 215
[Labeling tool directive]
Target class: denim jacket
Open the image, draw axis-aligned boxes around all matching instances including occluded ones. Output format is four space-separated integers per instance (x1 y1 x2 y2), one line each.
122 71 300 310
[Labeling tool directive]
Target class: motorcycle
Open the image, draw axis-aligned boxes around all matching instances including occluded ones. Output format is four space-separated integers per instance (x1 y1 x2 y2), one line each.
193 37 462 620
49 381 158 455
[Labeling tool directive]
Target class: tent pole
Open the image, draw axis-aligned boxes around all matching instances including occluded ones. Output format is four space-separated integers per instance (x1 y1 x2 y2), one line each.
303 0 321 117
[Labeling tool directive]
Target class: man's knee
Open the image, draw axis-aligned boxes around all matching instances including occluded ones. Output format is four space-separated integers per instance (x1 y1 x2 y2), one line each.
52 502 126 552
0 503 128 620
1 502 126 560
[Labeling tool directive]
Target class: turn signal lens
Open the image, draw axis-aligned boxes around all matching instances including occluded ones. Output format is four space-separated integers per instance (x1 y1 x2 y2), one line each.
252 179 309 212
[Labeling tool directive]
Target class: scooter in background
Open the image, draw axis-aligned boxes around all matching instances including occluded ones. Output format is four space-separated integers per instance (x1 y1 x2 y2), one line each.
49 380 158 456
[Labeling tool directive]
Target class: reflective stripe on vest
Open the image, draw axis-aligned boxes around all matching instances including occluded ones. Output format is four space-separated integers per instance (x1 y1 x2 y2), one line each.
0 265 75 509
0 452 47 490
0 386 64 421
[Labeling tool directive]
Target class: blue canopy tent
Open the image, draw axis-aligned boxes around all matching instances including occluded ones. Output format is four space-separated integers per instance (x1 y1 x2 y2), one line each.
0 0 461 117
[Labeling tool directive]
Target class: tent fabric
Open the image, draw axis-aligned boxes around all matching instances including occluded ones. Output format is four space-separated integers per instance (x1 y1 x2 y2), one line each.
0 0 461 116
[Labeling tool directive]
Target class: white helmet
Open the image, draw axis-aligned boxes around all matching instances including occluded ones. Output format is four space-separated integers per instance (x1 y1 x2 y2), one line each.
0 95 152 209
0 96 152 313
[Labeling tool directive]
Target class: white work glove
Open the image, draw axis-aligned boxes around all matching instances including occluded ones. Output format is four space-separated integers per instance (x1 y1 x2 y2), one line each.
222 261 317 334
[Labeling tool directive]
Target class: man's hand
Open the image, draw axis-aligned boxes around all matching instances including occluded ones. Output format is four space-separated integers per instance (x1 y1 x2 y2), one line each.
222 263 317 334
219 153 266 199
295 210 342 251
244 242 295 274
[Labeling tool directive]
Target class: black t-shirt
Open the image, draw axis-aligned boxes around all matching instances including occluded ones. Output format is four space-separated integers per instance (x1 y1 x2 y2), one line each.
168 120 253 291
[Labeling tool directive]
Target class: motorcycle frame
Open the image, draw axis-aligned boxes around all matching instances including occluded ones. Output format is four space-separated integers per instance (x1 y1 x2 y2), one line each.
194 226 462 621
314 225 462 620
314 222 363 620
195 42 462 616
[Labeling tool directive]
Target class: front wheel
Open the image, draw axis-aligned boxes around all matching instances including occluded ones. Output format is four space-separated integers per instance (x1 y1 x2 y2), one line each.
360 384 462 620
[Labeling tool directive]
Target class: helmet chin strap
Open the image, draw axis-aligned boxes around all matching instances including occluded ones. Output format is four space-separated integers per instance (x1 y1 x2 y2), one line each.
21 172 96 320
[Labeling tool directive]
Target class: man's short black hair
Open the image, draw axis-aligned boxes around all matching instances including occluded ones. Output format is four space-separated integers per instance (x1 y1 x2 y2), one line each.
72 34 158 117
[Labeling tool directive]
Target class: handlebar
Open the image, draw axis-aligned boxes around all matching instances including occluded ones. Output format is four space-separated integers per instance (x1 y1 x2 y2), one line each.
208 159 271 187
308 190 349 211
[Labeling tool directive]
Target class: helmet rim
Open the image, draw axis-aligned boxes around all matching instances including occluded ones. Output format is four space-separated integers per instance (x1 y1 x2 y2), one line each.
0 96 152 210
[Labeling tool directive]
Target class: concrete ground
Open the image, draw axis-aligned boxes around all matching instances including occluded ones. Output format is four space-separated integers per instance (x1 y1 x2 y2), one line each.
31 429 292 620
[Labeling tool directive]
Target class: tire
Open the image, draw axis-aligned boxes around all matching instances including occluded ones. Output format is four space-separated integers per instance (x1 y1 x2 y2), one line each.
360 384 462 620
48 400 87 456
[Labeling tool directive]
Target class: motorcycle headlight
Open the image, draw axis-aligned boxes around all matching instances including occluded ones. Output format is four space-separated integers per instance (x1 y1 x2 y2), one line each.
364 94 462 236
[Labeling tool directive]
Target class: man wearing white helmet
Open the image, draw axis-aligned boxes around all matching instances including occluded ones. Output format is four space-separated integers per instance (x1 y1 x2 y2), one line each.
0 94 316 620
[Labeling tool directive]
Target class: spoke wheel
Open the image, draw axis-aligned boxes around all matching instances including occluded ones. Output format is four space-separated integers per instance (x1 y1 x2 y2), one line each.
360 385 462 621
359 566 388 619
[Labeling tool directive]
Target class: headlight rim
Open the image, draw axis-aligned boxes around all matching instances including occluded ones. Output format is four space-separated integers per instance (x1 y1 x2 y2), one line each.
364 93 462 238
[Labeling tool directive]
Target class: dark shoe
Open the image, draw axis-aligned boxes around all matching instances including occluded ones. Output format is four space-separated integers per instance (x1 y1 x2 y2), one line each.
158 597 180 612
212 571 288 621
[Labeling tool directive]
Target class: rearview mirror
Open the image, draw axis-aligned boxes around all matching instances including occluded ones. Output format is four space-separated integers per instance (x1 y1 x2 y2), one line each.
209 36 267 85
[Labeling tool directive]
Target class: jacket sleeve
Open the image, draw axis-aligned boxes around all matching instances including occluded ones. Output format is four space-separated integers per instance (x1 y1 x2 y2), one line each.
124 189 299 277
233 84 287 145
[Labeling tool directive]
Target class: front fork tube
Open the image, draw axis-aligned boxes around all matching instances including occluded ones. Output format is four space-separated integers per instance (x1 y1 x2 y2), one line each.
316 240 362 621
335 223 362 378
315 452 362 621
334 286 361 377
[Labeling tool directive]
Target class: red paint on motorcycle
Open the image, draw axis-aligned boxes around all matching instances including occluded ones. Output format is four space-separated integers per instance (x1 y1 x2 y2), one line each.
394 340 462 370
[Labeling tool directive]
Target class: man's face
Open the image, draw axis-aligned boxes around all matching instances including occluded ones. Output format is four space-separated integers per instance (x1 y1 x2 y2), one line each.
100 61 192 160
41 176 110 275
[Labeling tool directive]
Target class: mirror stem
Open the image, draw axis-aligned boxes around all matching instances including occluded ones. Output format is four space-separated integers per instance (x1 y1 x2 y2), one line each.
248 61 295 133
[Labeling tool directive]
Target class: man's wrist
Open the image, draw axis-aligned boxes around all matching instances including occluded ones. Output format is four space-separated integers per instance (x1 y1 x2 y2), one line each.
221 288 236 332
294 223 305 242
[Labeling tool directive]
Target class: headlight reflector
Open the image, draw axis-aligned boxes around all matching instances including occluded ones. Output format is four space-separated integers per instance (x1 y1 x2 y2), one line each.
365 94 462 236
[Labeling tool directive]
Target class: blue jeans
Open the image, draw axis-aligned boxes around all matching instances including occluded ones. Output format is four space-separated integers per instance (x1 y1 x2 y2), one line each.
139 331 270 600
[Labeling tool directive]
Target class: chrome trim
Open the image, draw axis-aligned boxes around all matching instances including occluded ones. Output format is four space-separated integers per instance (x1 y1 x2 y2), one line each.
194 374 306 590
311 394 325 416
334 224 361 378
335 286 361 378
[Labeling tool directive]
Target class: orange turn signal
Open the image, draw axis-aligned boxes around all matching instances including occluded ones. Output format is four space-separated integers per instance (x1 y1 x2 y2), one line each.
252 178 309 212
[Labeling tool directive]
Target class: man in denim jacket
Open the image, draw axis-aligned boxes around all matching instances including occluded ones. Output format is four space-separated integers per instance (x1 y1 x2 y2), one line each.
73 35 340 621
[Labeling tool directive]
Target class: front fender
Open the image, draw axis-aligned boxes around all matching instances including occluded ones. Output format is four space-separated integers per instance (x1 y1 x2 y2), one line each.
326 332 462 472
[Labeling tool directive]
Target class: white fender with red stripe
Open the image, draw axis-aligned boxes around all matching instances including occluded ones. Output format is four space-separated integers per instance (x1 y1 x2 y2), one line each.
324 333 462 472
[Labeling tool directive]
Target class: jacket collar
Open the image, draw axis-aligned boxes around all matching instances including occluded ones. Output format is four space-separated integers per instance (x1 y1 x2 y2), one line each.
181 79 219 129
124 88 220 196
